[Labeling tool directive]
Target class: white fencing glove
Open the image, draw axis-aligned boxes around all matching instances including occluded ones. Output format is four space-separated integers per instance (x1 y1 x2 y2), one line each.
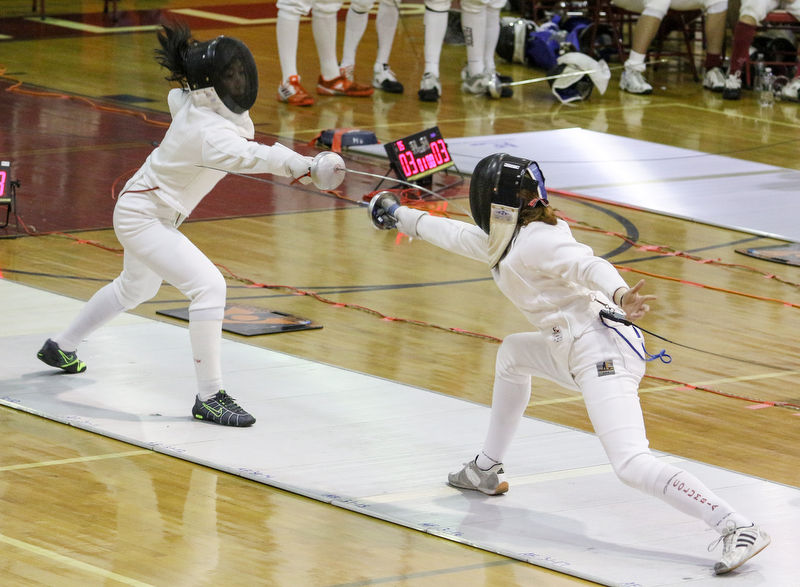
310 152 346 190
287 154 313 184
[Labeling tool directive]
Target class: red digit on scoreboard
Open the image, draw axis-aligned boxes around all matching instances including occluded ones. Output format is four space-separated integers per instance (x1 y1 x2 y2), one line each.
431 144 443 166
434 139 450 162
403 151 418 176
0 171 6 197
398 151 413 178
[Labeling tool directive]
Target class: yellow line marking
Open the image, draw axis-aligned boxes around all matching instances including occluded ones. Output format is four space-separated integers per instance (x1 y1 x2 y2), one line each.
171 3 424 24
170 8 280 25
0 449 151 472
529 369 800 407
0 533 154 586
24 17 161 34
363 455 684 503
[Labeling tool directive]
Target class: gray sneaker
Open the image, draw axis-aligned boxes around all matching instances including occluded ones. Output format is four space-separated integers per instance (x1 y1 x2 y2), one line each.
710 522 770 575
448 457 509 495
461 71 489 95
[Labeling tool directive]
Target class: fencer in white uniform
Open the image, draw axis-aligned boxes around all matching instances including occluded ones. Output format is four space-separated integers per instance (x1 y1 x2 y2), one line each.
368 153 770 575
36 24 345 427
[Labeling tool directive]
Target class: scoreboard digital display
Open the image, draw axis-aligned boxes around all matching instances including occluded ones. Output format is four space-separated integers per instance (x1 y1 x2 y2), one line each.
384 127 454 182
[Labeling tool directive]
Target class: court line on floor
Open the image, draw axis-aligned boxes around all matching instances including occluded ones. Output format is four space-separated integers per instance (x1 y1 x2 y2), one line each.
325 559 520 587
361 456 684 505
0 449 151 472
529 369 800 407
0 533 154 586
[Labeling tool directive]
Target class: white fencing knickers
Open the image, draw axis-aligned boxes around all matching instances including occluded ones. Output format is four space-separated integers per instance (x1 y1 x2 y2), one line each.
484 321 748 533
111 190 227 396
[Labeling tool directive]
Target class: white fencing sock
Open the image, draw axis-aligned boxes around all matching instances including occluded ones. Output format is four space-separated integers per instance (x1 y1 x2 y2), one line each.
54 283 124 351
479 376 531 467
375 1 399 66
276 11 301 80
313 11 340 80
423 10 448 76
189 319 224 401
341 7 369 69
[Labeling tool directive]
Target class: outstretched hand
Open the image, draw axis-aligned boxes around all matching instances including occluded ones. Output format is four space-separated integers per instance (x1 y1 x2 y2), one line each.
618 279 656 321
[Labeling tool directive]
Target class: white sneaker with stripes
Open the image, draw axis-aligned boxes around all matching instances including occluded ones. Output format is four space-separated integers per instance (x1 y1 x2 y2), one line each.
710 522 770 575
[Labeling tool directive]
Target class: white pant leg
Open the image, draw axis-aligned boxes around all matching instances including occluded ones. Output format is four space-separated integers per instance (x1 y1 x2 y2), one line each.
112 192 227 321
113 192 228 396
481 331 575 463
573 325 746 531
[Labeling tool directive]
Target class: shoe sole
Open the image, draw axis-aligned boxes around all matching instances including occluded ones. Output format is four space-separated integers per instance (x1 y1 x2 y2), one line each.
448 479 509 495
37 352 87 373
192 412 256 427
276 94 314 106
316 87 374 97
374 81 404 93
621 86 653 95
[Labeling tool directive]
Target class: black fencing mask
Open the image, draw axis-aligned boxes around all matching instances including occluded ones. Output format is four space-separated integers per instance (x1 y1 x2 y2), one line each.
185 36 258 114
469 153 548 266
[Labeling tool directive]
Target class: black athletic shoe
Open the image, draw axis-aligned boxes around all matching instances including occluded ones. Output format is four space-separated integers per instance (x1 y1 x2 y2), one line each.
37 338 87 373
192 390 256 427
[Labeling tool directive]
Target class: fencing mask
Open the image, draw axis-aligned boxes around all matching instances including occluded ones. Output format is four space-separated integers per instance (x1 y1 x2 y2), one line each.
496 17 535 64
548 52 610 104
185 36 258 114
469 153 548 267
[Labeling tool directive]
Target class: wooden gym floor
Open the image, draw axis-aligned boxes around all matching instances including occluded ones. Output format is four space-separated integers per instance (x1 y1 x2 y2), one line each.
1 1 798 585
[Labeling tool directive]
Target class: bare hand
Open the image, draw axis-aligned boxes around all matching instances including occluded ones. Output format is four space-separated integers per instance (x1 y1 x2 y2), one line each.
619 279 656 321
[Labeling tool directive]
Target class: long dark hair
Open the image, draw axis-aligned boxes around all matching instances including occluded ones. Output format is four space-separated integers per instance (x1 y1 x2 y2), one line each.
154 22 194 84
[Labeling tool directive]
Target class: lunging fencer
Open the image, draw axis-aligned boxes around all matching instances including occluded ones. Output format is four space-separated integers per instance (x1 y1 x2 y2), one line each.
367 153 770 574
36 23 345 427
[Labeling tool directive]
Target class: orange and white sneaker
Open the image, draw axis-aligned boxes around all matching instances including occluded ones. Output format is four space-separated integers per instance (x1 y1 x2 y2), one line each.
277 75 314 106
317 67 374 97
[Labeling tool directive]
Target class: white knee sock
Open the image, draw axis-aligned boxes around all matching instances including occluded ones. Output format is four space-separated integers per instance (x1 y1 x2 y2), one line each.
54 283 125 351
189 319 223 401
661 469 753 533
375 2 399 66
478 376 531 467
341 7 369 68
423 10 448 76
460 9 486 77
276 12 301 81
313 11 340 80
484 6 501 74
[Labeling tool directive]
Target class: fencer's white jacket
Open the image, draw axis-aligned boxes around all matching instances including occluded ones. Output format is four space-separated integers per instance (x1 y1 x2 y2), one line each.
395 208 628 338
121 88 309 218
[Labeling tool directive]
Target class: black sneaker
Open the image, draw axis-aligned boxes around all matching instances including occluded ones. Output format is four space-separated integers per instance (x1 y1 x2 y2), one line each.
37 338 87 373
192 390 255 427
